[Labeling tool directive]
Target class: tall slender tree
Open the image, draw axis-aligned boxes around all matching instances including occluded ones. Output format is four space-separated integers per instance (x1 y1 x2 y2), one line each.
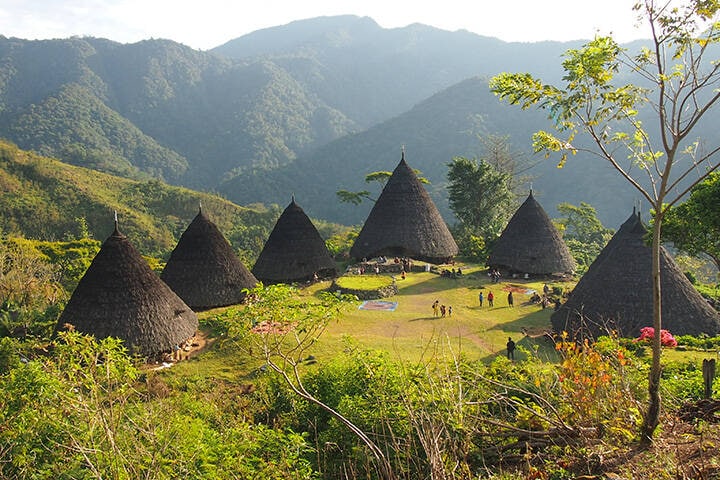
490 0 720 442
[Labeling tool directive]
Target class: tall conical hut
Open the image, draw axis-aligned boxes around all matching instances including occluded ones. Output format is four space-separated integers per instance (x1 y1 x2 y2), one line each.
350 150 458 263
57 218 198 357
252 197 338 284
488 190 575 275
161 206 258 310
551 210 720 338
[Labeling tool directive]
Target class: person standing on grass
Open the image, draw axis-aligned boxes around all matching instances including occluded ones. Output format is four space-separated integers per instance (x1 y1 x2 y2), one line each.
432 300 440 317
506 337 516 360
507 291 514 307
478 291 484 307
487 290 494 307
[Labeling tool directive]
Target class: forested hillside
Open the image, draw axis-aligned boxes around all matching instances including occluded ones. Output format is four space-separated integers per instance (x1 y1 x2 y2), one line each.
0 18 661 229
0 35 354 189
224 77 639 228
213 15 577 127
0 141 280 259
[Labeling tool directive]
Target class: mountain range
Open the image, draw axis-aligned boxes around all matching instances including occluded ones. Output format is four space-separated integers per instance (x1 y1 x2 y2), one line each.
0 15 673 231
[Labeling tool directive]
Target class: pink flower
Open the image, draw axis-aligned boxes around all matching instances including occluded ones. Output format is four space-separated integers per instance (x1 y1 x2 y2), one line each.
634 327 677 347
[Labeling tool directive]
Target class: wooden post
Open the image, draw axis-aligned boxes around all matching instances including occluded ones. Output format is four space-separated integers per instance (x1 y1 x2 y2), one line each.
703 358 716 399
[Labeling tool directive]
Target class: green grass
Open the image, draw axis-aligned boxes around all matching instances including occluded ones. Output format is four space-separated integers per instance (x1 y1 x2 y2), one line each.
164 263 720 392
334 275 394 290
311 264 567 364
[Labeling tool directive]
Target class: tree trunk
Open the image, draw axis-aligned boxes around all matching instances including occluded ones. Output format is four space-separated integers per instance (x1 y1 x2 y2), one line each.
641 216 664 445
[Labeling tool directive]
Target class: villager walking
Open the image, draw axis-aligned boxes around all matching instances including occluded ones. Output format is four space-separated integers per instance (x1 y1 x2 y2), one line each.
440 305 447 317
432 300 440 317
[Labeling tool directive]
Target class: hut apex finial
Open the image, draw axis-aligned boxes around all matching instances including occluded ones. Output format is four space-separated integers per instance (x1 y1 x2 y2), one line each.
401 144 405 161
113 210 119 234
198 200 202 213
291 193 296 204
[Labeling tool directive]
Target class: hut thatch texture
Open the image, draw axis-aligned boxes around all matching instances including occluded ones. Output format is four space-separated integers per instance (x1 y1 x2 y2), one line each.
349 152 458 263
161 208 258 309
57 224 198 356
551 211 720 338
488 191 575 275
251 198 338 284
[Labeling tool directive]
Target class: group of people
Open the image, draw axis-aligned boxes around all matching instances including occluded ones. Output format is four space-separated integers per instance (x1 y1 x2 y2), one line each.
477 290 515 307
440 267 462 278
488 268 501 283
527 283 562 311
477 290 495 307
431 300 452 318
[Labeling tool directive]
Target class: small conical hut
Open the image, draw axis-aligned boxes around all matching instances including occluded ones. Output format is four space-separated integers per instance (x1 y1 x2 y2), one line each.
349 151 458 263
57 222 198 357
161 207 258 309
488 191 575 275
252 197 338 284
551 210 720 338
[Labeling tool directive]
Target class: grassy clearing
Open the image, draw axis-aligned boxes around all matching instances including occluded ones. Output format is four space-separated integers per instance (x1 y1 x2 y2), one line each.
311 263 568 364
181 263 574 383
173 265 718 390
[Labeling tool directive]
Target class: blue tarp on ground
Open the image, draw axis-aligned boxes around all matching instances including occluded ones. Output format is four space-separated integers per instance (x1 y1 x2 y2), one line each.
359 300 398 311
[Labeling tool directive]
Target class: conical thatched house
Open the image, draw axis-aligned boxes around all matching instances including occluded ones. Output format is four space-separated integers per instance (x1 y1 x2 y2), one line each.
350 151 458 263
551 210 720 338
57 222 198 357
161 207 258 309
252 197 338 284
488 191 575 275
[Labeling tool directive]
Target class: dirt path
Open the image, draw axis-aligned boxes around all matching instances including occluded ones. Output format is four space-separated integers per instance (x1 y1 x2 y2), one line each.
184 328 216 359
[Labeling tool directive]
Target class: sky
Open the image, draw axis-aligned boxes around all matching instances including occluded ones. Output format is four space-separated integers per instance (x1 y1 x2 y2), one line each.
0 0 650 51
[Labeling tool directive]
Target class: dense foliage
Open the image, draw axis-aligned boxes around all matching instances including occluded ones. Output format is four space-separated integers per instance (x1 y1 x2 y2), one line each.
662 172 720 272
446 156 515 261
0 331 315 479
553 202 614 274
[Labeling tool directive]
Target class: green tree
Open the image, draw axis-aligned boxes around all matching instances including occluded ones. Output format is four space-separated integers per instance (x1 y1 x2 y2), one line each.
0 238 66 338
490 1 720 442
446 156 514 259
230 284 397 479
661 172 720 272
555 202 614 273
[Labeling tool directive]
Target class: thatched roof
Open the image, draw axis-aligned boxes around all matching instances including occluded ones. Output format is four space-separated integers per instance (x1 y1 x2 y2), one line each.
161 208 258 309
349 152 458 263
251 198 338 283
551 210 720 338
488 191 575 275
57 223 198 356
